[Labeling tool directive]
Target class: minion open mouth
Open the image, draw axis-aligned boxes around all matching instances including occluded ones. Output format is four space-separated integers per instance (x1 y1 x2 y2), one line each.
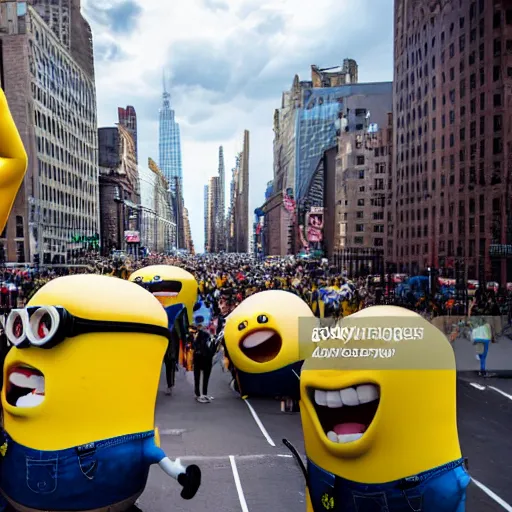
309 384 379 444
148 281 182 298
240 329 282 363
6 366 45 408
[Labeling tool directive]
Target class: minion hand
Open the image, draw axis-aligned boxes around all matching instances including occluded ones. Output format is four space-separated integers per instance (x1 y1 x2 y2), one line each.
0 88 28 234
159 457 201 500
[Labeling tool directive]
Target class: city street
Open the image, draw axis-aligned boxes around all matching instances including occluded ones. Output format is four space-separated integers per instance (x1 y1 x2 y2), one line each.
137 364 512 512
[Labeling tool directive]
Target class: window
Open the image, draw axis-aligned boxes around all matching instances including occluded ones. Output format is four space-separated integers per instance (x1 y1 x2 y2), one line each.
494 93 502 106
493 138 503 154
354 237 364 244
359 169 365 179
480 92 485 110
508 67 512 78
479 43 484 61
357 199 364 206
459 35 465 52
494 11 501 29
16 241 24 264
507 10 512 24
374 179 384 190
449 43 455 58
493 66 501 81
480 116 485 135
374 225 384 233
494 115 502 131
494 38 501 57
356 224 364 232
356 156 365 165
480 67 485 85
507 40 512 53
15 215 23 238
374 238 383 247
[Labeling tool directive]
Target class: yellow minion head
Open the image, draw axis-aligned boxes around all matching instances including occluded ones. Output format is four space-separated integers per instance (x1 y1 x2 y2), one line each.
224 290 314 374
129 265 198 323
300 305 461 483
2 274 169 451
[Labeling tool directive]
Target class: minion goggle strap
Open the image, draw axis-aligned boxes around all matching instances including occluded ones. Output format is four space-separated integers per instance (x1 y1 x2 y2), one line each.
1 306 172 349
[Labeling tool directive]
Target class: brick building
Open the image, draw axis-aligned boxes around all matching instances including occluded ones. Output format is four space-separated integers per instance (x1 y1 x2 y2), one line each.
98 124 140 256
336 90 393 255
0 1 98 264
392 0 512 284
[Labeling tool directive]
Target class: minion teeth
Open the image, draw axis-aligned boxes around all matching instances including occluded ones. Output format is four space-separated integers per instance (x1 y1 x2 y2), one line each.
310 384 379 444
7 366 45 408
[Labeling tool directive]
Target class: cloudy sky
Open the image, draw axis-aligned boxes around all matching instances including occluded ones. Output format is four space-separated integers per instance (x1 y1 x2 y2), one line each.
82 0 393 252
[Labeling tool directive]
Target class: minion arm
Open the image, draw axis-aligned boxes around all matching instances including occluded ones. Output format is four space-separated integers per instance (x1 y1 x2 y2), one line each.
158 457 186 479
0 88 28 234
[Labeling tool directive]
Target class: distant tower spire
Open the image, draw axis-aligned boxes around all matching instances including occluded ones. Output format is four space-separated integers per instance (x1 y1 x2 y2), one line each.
162 68 170 107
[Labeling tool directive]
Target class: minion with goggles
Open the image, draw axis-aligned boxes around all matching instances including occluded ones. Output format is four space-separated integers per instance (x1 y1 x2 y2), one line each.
0 274 201 512
129 265 198 325
0 88 28 235
223 290 314 399
295 306 469 512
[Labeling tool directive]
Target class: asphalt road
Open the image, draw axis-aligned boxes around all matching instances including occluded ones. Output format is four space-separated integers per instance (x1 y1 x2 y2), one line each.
136 365 512 512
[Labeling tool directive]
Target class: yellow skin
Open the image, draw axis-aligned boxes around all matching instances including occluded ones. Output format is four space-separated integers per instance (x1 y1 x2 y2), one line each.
129 265 198 324
2 274 168 451
224 290 314 374
300 305 461 494
0 88 28 235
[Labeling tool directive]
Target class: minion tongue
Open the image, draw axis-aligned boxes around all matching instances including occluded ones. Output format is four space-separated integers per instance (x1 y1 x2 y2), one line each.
333 423 366 435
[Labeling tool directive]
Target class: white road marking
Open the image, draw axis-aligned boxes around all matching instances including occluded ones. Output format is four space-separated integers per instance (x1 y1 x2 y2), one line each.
230 456 249 512
170 454 295 461
470 382 486 390
488 385 512 402
243 398 276 447
159 429 188 435
472 478 512 512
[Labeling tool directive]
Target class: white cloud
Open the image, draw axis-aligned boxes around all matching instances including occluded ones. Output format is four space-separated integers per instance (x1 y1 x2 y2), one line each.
84 0 393 253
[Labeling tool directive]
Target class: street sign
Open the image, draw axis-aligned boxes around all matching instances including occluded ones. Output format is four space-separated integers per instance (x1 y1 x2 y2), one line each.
489 244 512 258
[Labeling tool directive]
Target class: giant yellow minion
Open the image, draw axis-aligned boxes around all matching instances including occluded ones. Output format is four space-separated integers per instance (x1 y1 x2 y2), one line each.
224 290 314 400
0 88 28 235
129 265 198 324
298 306 469 512
0 274 201 511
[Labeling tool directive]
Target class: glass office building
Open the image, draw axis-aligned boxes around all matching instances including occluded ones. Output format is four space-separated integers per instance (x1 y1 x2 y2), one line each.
158 83 183 193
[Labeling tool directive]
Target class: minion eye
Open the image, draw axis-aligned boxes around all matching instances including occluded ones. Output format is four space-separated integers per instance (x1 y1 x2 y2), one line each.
257 315 268 324
153 276 162 282
238 321 248 331
134 277 142 283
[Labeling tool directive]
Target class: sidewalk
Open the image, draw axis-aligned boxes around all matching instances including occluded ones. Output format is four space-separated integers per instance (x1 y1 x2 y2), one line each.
452 334 512 376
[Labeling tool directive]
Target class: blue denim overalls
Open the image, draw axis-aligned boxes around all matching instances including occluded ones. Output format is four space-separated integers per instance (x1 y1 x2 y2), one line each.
0 430 166 510
307 458 470 511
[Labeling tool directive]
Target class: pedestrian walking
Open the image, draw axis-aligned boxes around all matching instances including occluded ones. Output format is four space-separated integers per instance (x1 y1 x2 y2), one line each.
191 322 216 403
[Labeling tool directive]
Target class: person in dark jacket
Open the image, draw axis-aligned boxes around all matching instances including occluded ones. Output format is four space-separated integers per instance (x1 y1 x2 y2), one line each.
191 323 215 403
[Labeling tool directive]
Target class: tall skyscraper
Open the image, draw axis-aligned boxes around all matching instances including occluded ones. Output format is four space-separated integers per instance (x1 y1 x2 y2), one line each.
217 146 226 251
392 0 512 284
0 1 98 264
118 106 138 163
204 184 209 251
234 130 250 252
159 73 183 193
207 177 219 252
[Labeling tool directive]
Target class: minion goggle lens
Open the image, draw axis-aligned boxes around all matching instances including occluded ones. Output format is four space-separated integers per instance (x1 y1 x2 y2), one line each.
0 306 171 349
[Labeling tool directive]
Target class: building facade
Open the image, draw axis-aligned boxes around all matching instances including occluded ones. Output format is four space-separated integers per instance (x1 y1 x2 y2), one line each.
206 176 219 252
139 158 176 253
266 61 359 256
98 124 140 256
216 146 226 251
159 79 182 192
30 0 94 79
392 0 512 284
118 105 137 163
233 130 250 252
204 184 209 251
336 89 393 254
0 2 99 264
183 207 194 254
